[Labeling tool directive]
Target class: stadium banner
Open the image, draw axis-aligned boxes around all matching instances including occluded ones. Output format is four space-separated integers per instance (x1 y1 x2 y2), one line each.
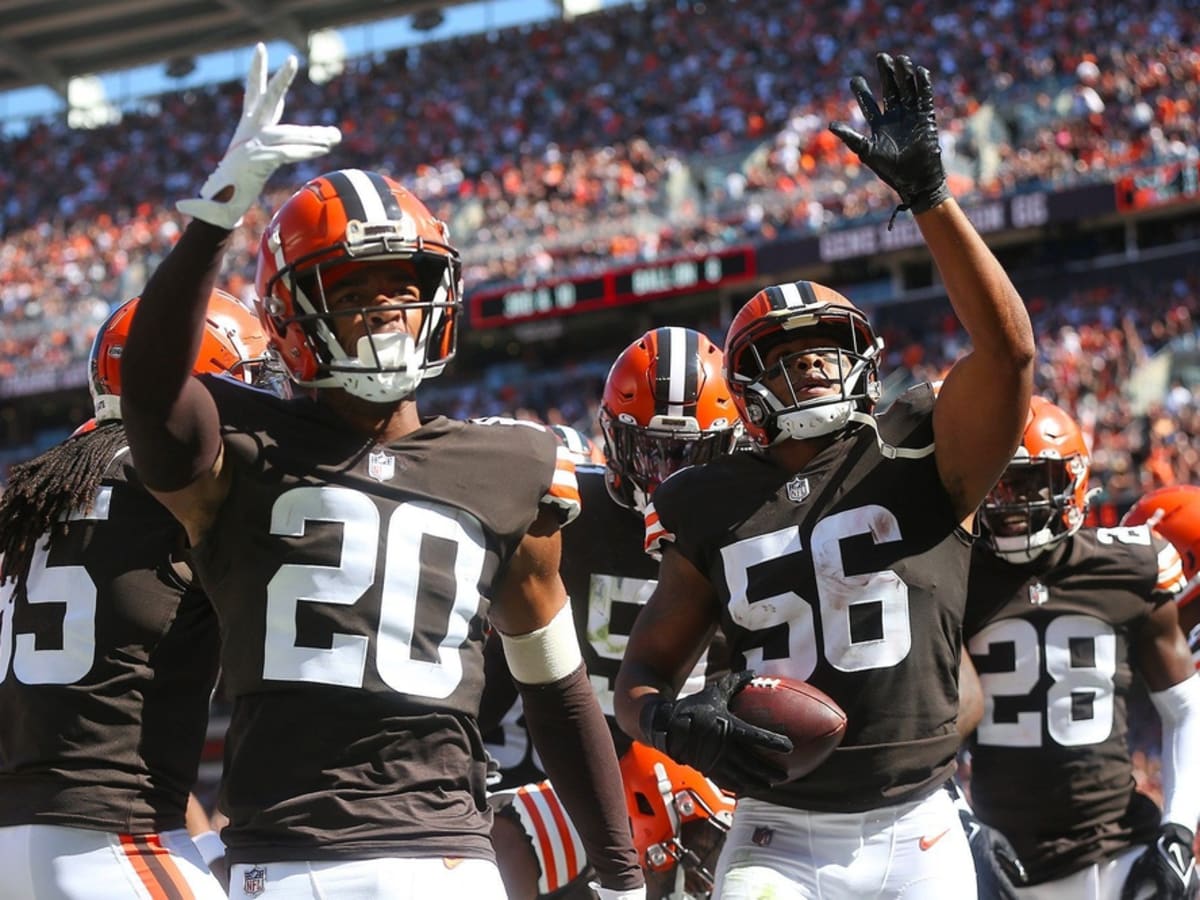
759 182 1118 271
468 245 758 328
466 182 1119 330
1116 161 1200 212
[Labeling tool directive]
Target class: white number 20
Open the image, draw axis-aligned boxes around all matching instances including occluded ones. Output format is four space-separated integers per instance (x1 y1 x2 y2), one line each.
263 486 485 699
719 504 912 679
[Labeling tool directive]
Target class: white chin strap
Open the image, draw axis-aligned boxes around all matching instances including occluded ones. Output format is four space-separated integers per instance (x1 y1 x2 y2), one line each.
772 400 854 443
331 332 425 402
991 528 1060 563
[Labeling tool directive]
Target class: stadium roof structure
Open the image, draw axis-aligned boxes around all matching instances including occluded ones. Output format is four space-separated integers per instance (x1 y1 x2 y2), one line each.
0 0 468 98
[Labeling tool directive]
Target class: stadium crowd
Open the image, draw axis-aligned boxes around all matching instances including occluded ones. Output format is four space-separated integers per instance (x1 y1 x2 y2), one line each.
2 4 1199 893
3 0 1200 392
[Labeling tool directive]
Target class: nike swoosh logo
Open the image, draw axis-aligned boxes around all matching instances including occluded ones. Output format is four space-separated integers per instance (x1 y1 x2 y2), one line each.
919 828 951 851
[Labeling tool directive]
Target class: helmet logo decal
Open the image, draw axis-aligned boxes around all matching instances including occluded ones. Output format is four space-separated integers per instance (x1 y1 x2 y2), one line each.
367 449 396 482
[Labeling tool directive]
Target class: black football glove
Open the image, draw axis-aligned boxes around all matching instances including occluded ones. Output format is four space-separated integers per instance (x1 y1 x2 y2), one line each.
959 809 1027 900
829 52 951 220
1120 823 1198 900
641 670 793 793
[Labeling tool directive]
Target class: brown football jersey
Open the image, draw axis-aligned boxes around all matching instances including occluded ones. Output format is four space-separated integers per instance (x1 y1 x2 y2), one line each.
482 465 728 788
647 385 970 812
964 525 1182 884
0 445 218 832
193 376 575 864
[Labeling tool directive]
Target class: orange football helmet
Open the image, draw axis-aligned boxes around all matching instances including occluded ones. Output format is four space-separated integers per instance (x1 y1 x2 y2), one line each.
724 281 883 446
89 289 279 421
255 169 461 403
1122 485 1200 608
621 742 735 897
981 396 1091 562
599 327 740 511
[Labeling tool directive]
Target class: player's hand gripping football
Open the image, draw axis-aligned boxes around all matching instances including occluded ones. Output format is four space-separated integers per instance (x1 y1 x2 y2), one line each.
1120 823 1198 900
829 52 950 219
178 42 342 229
642 670 793 792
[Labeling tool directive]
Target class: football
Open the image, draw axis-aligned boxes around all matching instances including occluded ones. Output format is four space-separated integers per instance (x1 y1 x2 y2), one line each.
729 675 848 783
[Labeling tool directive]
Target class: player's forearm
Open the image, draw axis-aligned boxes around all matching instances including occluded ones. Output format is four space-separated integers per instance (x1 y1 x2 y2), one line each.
614 663 673 746
519 665 644 891
120 220 230 490
916 200 1035 374
1150 674 1200 828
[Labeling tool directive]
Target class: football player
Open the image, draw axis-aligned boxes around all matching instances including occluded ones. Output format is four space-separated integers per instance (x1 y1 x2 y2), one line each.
964 397 1200 899
484 327 741 898
1122 484 1200 671
117 45 642 899
614 52 1036 899
0 290 278 898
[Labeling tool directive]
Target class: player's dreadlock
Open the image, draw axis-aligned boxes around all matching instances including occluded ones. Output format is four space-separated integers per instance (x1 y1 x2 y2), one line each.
0 421 127 587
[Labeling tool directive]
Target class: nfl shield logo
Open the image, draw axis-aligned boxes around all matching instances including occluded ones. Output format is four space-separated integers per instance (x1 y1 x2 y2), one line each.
786 476 811 503
368 450 395 482
242 866 266 897
1028 582 1049 606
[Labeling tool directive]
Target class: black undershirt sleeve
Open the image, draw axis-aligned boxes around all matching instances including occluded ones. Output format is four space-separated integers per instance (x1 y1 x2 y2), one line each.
120 220 232 492
517 664 644 891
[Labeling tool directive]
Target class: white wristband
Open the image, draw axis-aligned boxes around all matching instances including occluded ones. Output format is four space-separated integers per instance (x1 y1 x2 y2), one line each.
192 830 225 866
500 602 583 685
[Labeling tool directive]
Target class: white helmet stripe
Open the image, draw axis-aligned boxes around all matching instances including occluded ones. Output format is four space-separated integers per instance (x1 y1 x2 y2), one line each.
666 326 688 415
778 281 805 307
340 168 391 222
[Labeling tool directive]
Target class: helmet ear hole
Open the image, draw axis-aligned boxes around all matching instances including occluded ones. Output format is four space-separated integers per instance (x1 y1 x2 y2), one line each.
633 792 655 817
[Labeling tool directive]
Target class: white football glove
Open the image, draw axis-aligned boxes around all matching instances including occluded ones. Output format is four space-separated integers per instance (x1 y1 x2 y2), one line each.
177 42 342 229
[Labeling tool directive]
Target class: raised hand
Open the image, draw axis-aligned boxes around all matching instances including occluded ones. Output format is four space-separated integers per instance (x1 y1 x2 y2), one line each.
178 42 342 229
829 52 951 217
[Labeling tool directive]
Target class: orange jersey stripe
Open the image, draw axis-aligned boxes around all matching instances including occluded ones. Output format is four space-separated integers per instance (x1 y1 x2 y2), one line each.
119 834 194 900
517 785 561 891
539 783 580 881
1157 543 1187 592
544 451 583 524
643 506 671 555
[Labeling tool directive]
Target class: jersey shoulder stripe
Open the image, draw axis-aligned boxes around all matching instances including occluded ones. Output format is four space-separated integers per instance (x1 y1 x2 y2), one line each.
643 501 670 558
1156 535 1187 594
544 446 582 525
469 416 581 525
511 781 586 893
